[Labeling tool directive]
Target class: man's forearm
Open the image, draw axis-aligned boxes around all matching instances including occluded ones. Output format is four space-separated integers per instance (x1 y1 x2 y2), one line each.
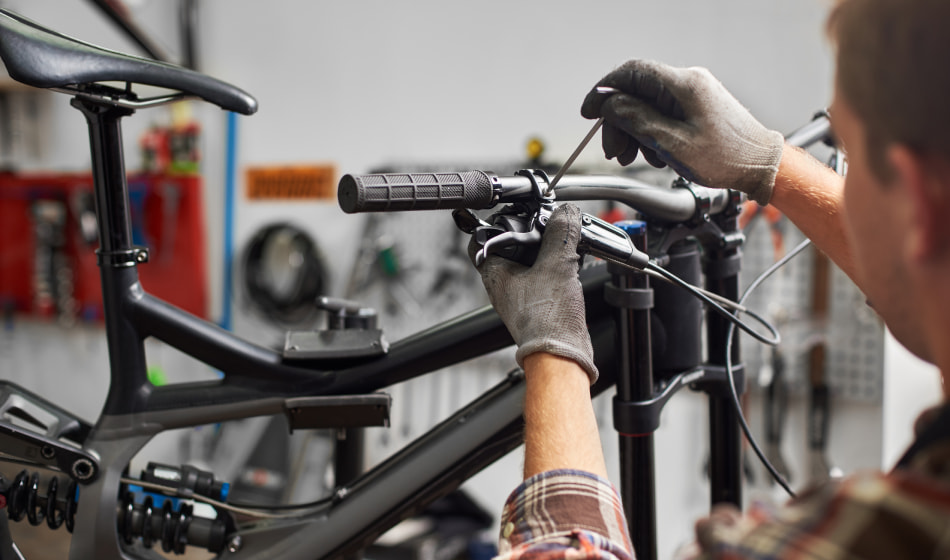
769 144 858 283
522 353 608 480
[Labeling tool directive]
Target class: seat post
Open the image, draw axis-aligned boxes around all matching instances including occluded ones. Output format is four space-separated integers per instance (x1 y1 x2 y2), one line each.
71 97 152 417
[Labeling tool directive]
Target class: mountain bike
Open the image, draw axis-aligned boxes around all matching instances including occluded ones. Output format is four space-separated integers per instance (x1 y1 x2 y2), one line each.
0 8 829 560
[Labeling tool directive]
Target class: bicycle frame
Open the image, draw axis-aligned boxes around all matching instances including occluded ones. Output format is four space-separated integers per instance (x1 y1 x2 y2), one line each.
0 9 758 560
63 94 628 560
0 89 570 559
0 91 743 560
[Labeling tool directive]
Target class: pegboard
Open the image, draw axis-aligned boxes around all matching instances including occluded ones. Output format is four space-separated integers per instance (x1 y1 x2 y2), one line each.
738 211 885 403
340 207 518 463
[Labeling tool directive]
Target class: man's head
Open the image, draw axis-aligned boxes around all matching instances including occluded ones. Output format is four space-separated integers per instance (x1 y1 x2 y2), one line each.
828 0 950 182
827 0 950 367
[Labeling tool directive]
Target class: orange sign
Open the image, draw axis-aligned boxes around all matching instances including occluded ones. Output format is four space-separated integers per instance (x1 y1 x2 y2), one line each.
246 165 336 200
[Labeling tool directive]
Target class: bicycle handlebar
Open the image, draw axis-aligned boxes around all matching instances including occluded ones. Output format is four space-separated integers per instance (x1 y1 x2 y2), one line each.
338 112 833 220
338 171 498 213
338 170 732 223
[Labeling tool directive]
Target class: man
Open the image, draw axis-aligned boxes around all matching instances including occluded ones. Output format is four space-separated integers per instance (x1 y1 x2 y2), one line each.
480 0 950 558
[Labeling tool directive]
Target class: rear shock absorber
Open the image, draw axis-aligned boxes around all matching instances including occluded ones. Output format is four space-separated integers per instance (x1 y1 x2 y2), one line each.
118 492 222 554
1 466 229 555
2 470 79 532
118 463 230 554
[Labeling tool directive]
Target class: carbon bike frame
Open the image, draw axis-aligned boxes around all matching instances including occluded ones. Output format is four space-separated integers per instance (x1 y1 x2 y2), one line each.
0 8 752 559
3 93 743 560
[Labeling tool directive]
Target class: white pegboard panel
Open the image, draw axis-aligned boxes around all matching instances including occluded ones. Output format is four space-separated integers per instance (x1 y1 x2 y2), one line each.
342 209 489 340
738 214 884 403
339 204 520 464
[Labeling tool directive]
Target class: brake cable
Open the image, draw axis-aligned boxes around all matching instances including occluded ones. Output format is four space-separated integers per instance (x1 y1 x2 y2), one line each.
722 237 813 498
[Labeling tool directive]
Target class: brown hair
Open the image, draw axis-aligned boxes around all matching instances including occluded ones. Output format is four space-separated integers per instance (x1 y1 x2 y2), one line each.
827 0 950 182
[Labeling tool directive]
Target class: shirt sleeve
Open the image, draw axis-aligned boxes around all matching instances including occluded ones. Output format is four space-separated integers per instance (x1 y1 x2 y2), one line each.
495 470 635 560
675 468 950 560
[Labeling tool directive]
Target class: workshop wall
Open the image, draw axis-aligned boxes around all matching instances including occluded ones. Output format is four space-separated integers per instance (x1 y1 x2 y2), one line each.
0 1 937 558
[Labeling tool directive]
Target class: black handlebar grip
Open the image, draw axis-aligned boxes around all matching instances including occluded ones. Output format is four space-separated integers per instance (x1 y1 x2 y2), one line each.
338 171 495 213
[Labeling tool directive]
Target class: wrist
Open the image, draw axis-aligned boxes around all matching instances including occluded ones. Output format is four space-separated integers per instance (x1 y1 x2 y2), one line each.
523 353 591 383
517 341 598 385
742 130 785 206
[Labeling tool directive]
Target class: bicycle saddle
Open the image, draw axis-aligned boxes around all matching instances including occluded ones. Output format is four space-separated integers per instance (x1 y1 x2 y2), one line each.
0 8 257 115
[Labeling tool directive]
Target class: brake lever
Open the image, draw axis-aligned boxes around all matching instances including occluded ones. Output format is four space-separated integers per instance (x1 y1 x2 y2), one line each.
465 204 650 271
473 228 542 267
457 202 544 267
451 208 490 234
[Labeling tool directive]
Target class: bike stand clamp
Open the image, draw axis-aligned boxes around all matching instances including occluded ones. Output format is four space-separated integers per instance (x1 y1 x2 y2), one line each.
282 394 391 432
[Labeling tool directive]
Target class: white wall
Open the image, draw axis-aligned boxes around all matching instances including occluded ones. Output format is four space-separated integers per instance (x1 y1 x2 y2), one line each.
196 1 833 174
882 331 943 466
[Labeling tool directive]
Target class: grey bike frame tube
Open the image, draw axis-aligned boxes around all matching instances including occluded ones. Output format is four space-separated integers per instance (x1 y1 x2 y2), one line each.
125 262 611 415
218 371 528 560
129 293 514 410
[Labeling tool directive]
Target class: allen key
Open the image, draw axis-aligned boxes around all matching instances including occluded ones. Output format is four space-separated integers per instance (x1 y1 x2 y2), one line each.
545 86 620 196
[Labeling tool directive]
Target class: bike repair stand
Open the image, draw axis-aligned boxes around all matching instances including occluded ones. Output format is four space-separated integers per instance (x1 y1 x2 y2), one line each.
608 202 745 560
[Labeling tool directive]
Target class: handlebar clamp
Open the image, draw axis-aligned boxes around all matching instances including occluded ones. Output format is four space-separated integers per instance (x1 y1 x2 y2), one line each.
675 177 713 227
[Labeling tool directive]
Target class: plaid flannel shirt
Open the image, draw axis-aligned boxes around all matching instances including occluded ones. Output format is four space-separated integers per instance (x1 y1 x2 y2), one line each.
496 470 634 560
496 406 950 560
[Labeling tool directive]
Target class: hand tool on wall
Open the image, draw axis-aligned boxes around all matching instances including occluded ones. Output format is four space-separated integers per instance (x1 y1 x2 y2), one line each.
376 238 420 317
243 223 328 327
344 214 420 318
743 206 792 487
805 146 848 485
807 248 841 484
31 199 76 325
428 224 477 302
70 190 99 246
763 346 791 484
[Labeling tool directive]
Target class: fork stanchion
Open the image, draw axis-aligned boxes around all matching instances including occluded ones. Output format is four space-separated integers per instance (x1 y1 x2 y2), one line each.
702 209 744 508
607 221 657 560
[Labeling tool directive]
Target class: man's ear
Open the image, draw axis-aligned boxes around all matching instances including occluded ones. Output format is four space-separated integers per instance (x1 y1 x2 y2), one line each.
887 145 950 261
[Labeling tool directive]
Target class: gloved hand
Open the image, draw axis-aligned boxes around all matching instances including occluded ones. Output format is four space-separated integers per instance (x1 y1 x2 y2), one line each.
581 59 785 205
470 204 598 384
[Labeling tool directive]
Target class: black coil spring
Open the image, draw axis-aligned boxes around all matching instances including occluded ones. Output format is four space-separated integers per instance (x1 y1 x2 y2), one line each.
4 470 78 532
119 492 194 555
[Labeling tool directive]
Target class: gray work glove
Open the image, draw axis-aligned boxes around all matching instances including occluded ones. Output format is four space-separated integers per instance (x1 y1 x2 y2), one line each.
470 204 598 384
581 59 785 205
